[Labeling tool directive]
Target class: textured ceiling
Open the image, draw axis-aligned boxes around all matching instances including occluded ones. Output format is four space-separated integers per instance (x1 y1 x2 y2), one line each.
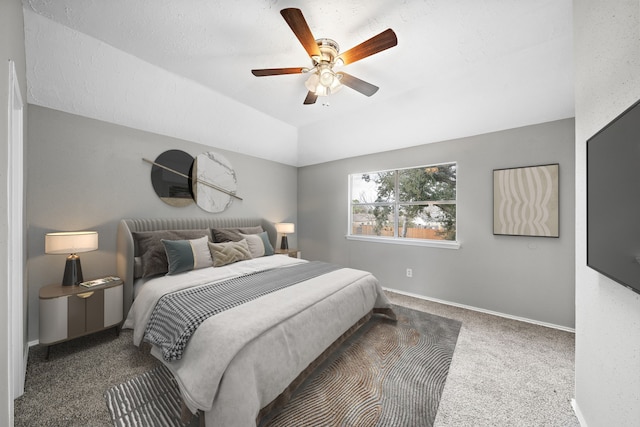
21 0 574 166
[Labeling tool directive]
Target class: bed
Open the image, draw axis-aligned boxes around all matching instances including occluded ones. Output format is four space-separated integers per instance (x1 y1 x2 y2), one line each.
117 217 394 426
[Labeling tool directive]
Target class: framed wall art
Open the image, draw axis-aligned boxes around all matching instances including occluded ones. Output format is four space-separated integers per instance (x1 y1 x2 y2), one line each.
148 149 194 207
493 164 559 237
143 150 242 213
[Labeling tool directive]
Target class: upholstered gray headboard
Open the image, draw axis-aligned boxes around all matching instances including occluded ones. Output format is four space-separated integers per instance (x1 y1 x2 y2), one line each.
117 217 277 316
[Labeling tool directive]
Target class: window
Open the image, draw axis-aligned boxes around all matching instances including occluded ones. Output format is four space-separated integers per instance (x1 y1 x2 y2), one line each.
348 163 457 246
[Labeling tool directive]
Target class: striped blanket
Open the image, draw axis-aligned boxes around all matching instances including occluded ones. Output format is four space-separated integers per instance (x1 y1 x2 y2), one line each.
144 261 340 361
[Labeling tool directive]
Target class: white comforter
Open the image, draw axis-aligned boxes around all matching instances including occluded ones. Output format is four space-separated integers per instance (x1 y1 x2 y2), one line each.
123 255 391 426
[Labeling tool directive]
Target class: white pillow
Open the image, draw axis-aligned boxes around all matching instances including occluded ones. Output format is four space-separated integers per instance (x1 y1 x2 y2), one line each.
239 231 274 258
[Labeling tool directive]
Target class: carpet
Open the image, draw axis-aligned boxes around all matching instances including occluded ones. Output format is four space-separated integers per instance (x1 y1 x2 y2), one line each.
105 364 199 427
105 305 461 427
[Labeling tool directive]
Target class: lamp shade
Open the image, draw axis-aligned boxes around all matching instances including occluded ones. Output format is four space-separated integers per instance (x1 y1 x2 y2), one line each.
305 70 342 96
275 223 295 234
45 231 99 254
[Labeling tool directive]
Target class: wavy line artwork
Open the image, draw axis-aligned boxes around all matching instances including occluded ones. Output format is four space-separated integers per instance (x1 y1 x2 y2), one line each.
494 164 559 237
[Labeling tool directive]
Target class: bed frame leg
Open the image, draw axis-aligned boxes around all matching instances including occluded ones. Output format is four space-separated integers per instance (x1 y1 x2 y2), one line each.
374 307 397 321
180 397 206 425
180 402 194 424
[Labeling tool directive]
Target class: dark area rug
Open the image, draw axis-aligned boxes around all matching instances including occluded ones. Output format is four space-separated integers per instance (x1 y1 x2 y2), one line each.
263 305 461 426
105 305 461 427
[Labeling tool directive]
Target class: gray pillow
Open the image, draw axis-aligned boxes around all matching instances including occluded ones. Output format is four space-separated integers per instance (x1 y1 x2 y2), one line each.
211 226 264 243
133 229 211 278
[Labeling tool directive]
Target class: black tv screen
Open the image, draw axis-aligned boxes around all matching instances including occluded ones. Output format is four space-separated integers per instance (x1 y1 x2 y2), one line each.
587 98 640 295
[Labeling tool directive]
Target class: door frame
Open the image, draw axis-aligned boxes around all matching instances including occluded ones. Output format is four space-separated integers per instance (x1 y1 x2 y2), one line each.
7 59 25 399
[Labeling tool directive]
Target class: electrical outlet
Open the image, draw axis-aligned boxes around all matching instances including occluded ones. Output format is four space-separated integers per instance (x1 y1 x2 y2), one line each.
406 268 413 278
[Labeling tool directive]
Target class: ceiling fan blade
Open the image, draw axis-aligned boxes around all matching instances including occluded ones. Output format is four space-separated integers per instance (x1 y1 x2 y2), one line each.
337 29 398 65
280 8 321 58
339 72 379 97
251 67 306 76
303 91 318 105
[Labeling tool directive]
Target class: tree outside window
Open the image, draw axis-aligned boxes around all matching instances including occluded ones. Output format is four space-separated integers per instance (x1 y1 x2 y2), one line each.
349 163 457 241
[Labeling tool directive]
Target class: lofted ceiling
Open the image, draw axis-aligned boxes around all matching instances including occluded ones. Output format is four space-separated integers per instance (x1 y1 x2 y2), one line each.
21 0 574 166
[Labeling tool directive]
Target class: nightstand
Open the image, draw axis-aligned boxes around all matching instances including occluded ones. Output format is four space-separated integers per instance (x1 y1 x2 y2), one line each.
275 249 300 258
39 278 123 358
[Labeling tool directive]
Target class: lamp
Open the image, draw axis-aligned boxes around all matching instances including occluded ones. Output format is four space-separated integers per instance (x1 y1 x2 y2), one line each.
275 223 295 250
45 231 98 286
305 65 343 96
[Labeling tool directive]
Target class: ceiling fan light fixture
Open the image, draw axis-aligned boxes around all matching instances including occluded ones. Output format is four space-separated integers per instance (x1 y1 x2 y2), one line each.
329 72 343 94
305 68 342 97
304 73 319 92
318 65 335 87
315 84 329 97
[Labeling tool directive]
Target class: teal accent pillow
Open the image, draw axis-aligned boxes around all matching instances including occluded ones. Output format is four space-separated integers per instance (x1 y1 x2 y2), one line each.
162 236 213 275
239 231 274 258
258 232 274 256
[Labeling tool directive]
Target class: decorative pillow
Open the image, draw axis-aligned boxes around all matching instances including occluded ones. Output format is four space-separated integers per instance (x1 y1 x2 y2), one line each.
162 236 213 275
208 239 252 267
211 226 264 243
133 257 143 279
239 231 274 258
132 229 211 277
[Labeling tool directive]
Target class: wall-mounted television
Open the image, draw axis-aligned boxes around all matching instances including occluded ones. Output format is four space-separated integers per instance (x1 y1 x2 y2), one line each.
587 98 640 295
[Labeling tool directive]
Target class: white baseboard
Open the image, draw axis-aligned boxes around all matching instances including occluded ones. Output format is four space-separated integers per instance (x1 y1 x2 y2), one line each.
17 345 29 397
571 399 587 426
383 287 575 333
28 339 39 348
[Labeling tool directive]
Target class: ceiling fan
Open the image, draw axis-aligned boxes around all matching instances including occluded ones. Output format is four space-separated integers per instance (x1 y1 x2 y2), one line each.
251 8 398 105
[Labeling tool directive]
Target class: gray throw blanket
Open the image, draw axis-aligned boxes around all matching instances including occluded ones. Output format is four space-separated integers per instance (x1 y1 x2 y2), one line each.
144 261 340 361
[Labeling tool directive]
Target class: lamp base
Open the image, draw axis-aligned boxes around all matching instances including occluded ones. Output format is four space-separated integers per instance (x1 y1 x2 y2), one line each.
280 235 289 250
62 254 83 286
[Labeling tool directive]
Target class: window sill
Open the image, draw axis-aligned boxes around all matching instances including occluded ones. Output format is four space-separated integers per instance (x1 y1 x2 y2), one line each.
345 235 460 249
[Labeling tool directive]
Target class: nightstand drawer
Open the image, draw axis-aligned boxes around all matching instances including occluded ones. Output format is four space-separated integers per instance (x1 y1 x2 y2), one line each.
39 279 123 346
39 297 67 344
67 290 104 339
104 285 123 327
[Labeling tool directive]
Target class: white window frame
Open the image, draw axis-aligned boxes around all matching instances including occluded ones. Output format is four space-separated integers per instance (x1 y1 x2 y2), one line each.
346 163 460 249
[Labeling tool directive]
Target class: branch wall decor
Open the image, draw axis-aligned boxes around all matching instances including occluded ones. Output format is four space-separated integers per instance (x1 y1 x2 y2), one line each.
144 150 241 213
148 149 194 207
192 151 238 213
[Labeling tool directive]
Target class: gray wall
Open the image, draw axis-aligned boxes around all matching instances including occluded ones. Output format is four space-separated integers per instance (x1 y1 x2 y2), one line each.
26 106 298 342
574 1 640 425
1 0 27 423
299 119 575 328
